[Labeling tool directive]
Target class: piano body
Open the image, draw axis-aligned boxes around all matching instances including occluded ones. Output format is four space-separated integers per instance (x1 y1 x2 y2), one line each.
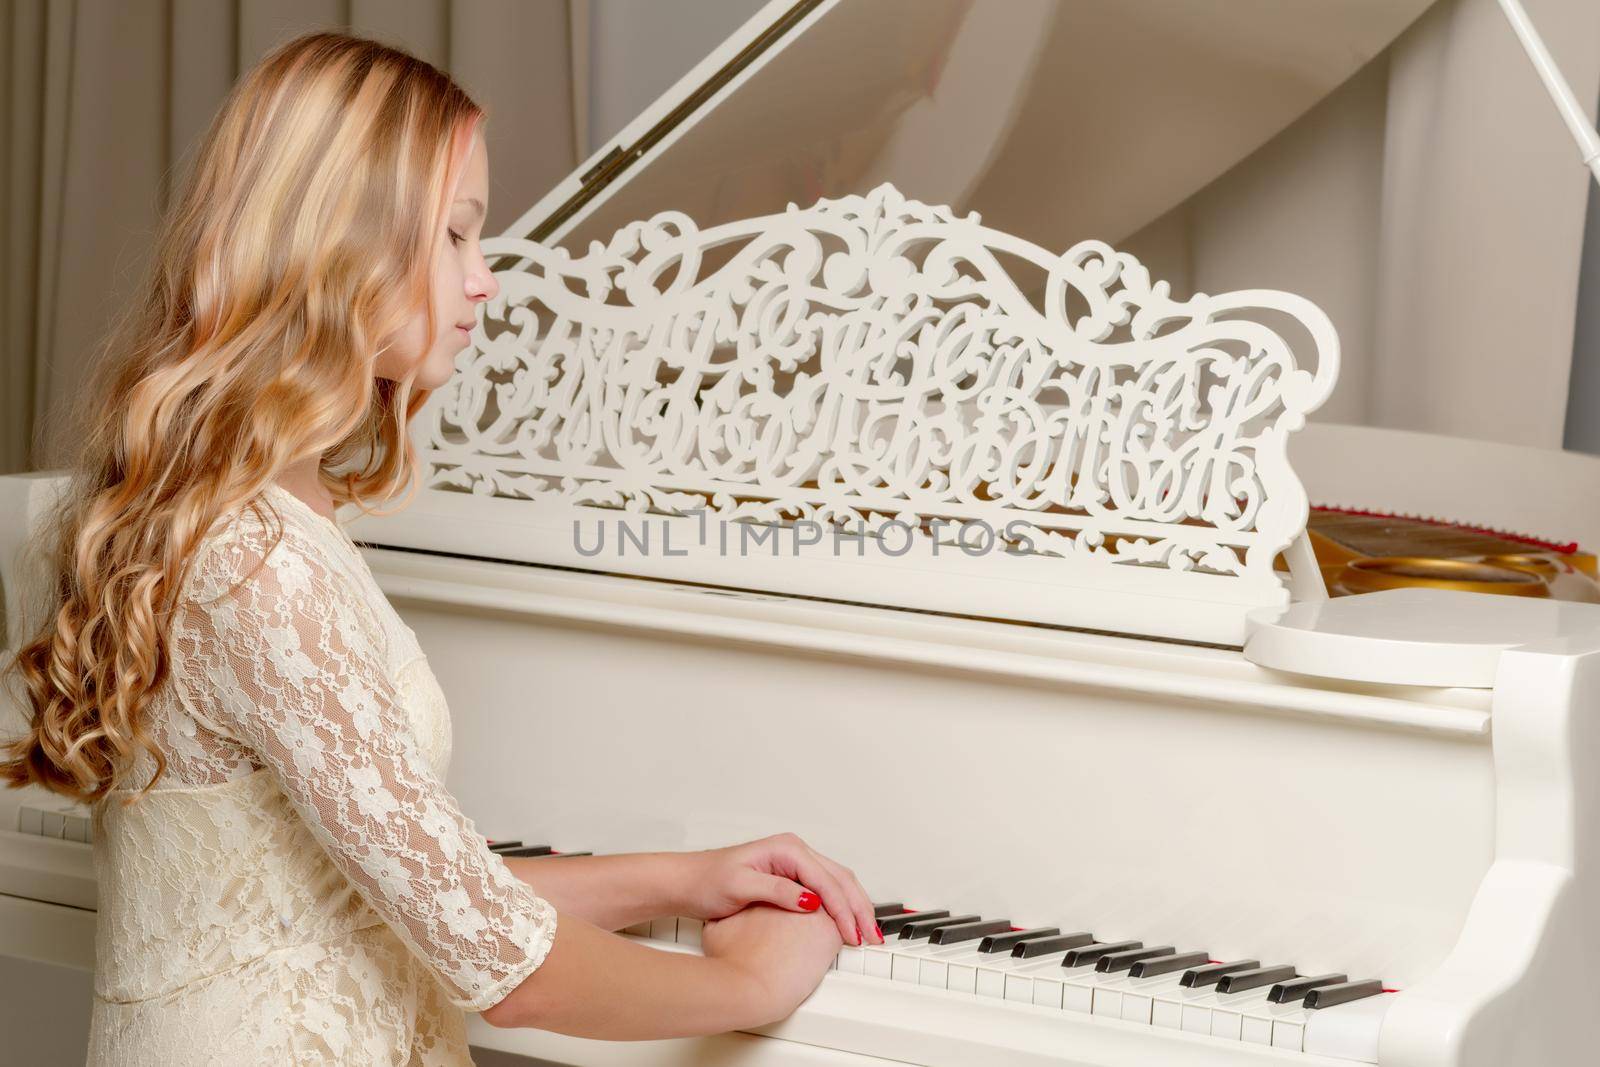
6 2 1600 1064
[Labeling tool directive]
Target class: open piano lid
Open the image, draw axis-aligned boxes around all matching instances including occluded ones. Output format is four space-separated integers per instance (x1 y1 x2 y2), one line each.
513 0 1437 254
349 0 1436 647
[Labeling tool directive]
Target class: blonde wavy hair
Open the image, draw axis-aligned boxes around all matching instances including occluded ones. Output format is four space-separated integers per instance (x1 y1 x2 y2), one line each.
1 31 484 803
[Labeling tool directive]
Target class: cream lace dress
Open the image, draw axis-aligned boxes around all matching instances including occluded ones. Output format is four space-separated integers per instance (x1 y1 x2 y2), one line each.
85 484 557 1065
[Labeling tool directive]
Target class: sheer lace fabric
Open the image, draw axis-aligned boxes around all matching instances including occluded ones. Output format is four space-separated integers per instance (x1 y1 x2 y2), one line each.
86 484 556 1066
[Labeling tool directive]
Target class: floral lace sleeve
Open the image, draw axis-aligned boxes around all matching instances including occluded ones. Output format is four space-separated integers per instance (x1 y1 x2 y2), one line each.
168 509 558 1012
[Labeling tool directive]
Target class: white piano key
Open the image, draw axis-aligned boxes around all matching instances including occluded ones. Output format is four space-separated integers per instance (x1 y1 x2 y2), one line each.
975 963 1008 999
39 809 66 838
1126 975 1188 1025
917 943 986 990
1092 973 1186 1023
1000 956 1071 1006
649 917 678 942
676 918 702 947
1090 985 1123 1018
1029 962 1107 1013
1302 990 1393 1062
887 931 969 984
1061 977 1096 1014
945 954 987 995
1154 981 1229 1033
835 945 867 974
1210 989 1275 1040
1258 1001 1310 1050
1180 989 1224 1035
622 921 653 938
1063 966 1123 1015
16 805 43 836
1031 971 1064 1009
1152 997 1183 1030
976 949 1067 1000
863 943 896 980
1273 1014 1308 1052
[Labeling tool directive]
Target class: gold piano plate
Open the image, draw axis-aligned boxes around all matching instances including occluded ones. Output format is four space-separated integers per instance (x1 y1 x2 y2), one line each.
1298 508 1600 602
1336 557 1550 598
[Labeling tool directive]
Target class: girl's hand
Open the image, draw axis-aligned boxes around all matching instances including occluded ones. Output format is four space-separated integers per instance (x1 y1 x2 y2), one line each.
676 832 883 946
702 902 843 1023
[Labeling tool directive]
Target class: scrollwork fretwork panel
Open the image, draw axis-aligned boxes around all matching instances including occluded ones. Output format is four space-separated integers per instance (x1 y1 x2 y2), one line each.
398 183 1338 644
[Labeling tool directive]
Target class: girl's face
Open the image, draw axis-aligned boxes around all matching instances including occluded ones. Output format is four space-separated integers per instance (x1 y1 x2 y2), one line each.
375 135 497 389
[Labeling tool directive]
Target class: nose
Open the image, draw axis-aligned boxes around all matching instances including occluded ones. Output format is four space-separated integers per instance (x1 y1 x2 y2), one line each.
467 258 498 304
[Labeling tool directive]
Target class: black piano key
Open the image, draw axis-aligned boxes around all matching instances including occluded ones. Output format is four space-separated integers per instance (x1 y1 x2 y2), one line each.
550 850 592 858
900 913 982 941
1269 973 1348 1004
1304 979 1386 1010
1180 960 1261 988
486 840 523 851
930 919 1011 945
1128 951 1210 979
879 909 949 937
494 845 554 857
1217 965 1297 995
1012 932 1095 958
1096 945 1175 974
980 927 1061 954
872 902 906 918
1063 940 1142 968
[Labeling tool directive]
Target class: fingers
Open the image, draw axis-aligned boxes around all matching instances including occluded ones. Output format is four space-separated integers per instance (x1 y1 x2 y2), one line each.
745 871 822 913
810 852 878 947
766 833 878 946
764 837 856 944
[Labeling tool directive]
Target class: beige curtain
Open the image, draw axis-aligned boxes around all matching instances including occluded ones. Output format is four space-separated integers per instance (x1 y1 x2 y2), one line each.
0 0 578 474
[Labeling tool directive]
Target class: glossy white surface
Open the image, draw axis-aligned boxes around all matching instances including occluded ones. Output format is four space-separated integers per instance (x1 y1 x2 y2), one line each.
1244 587 1600 688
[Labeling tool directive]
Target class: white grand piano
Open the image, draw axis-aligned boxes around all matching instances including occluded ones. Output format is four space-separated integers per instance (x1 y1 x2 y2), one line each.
6 2 1600 1065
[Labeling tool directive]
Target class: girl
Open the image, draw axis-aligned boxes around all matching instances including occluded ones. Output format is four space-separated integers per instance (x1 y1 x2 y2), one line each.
1 30 881 1065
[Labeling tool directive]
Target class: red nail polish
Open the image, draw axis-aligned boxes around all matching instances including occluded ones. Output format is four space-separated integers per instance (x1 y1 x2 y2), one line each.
874 922 883 941
797 891 821 912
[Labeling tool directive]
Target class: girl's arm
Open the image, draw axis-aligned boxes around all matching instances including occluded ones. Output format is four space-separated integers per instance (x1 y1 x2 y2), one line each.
501 851 691 931
505 834 883 946
481 900 842 1037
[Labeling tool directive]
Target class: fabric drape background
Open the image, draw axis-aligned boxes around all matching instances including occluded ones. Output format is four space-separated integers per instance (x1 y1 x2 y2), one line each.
1 0 585 475
1116 0 1600 447
2 0 1598 476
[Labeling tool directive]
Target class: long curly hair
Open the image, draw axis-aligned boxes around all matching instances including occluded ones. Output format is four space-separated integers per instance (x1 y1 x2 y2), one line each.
1 31 484 804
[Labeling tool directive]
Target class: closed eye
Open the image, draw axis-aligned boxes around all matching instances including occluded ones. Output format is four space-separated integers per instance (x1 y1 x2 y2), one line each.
448 228 464 246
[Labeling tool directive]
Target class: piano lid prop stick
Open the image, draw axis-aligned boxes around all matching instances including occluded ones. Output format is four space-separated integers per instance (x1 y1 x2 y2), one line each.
1495 0 1600 186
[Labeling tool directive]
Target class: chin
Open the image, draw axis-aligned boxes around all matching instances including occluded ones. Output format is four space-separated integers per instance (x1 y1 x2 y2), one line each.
415 351 458 391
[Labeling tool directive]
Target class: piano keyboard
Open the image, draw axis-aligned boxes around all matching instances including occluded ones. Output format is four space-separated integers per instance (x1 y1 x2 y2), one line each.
619 903 1392 1063
488 839 1391 1059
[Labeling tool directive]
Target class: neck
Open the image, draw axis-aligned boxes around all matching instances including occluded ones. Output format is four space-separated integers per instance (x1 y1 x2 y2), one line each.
274 456 337 522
